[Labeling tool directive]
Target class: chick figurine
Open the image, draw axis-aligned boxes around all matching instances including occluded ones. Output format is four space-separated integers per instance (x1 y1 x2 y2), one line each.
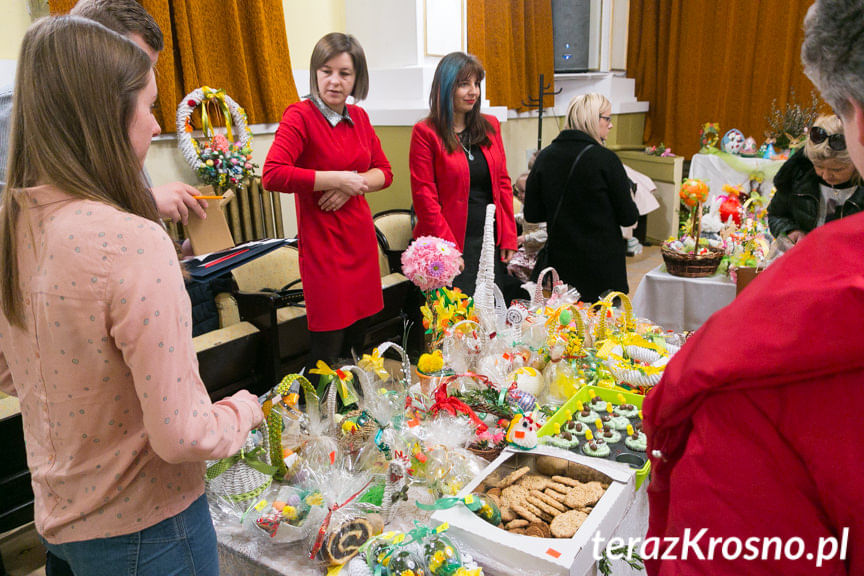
505 413 539 450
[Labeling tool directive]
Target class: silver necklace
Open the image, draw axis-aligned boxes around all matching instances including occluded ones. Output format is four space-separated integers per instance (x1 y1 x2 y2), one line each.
458 132 474 161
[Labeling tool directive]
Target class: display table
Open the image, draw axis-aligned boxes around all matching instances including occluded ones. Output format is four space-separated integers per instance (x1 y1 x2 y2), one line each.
215 485 649 576
632 265 736 332
689 153 785 200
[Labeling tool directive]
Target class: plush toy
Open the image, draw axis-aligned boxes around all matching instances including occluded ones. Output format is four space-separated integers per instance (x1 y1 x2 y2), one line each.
505 413 539 450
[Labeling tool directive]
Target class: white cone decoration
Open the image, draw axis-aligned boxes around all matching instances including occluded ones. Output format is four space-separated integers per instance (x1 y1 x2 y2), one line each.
474 204 498 334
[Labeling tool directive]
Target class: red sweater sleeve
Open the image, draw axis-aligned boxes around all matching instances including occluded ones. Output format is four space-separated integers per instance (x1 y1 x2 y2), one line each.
489 116 518 251
409 122 458 244
355 106 393 188
262 104 317 194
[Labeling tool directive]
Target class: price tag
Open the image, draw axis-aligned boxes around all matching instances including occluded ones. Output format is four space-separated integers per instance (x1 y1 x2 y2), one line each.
545 548 561 558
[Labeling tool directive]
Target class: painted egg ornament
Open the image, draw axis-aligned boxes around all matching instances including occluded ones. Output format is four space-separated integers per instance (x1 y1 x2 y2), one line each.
423 533 462 576
508 388 538 413
386 548 426 576
721 129 745 155
679 179 709 208
741 136 758 156
464 492 502 526
507 366 545 398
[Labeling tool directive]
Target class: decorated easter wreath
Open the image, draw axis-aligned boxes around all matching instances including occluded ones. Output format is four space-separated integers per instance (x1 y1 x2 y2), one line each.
175 86 257 191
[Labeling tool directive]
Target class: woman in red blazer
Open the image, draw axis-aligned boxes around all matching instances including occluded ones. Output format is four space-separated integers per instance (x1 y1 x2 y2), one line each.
409 52 519 298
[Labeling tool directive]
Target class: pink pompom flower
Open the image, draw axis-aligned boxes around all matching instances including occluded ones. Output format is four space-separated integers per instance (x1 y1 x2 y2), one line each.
401 236 462 292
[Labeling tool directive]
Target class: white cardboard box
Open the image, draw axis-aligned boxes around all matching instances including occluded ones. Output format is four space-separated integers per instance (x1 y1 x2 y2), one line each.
432 446 638 576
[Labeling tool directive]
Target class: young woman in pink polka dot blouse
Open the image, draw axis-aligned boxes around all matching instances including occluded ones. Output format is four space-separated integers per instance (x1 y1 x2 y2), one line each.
0 17 263 575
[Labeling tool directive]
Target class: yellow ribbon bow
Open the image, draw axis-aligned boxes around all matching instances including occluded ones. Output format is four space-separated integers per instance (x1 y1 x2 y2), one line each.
359 348 390 381
200 86 234 143
309 361 356 405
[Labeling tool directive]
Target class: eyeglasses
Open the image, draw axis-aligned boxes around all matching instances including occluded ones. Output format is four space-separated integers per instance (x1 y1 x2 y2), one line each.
809 126 846 151
599 115 613 123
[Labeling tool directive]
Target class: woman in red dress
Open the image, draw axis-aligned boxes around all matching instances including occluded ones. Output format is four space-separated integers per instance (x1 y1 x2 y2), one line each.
263 33 393 372
409 52 519 299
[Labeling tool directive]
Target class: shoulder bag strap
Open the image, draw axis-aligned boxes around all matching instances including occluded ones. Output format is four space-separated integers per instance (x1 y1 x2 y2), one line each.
547 144 594 240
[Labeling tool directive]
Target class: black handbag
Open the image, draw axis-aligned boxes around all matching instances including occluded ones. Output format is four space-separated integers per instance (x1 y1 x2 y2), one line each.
530 144 594 281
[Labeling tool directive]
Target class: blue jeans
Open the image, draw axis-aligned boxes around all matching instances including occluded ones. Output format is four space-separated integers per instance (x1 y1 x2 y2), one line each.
42 493 218 576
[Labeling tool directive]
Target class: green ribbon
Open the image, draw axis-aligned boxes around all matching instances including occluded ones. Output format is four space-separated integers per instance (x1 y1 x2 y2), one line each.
206 446 277 480
415 495 482 513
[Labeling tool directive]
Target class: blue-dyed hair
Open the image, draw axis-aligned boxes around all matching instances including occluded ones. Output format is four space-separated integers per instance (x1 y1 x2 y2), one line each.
428 52 492 153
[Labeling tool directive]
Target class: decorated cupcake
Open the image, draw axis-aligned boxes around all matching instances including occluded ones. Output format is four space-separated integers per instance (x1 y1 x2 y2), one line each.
588 393 607 413
581 430 610 458
564 420 590 436
602 402 630 430
575 401 600 424
540 430 579 450
607 411 631 431
595 419 622 444
615 401 639 419
624 424 647 452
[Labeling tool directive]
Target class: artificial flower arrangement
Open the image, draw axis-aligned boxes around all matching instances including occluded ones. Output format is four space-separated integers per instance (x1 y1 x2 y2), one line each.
401 236 464 351
644 142 675 157
176 86 258 192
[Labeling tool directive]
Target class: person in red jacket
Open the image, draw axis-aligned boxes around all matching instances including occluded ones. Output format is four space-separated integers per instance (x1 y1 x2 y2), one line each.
263 33 393 373
643 2 864 573
409 52 519 299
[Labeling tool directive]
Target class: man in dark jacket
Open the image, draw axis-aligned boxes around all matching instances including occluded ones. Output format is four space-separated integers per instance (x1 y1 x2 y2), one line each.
643 1 864 574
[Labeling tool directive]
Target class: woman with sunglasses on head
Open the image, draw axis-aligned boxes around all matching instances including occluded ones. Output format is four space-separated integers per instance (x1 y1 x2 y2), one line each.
768 114 864 244
524 93 638 303
409 52 520 300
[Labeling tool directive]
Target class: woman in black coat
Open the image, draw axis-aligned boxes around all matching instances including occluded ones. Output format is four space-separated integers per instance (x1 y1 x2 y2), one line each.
524 93 638 302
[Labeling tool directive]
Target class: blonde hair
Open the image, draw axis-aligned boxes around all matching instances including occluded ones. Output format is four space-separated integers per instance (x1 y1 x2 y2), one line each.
565 93 611 143
805 114 855 165
1 16 158 327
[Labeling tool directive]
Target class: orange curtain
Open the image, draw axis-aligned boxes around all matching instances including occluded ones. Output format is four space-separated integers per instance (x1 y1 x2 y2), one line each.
468 0 555 112
627 0 827 159
51 0 298 133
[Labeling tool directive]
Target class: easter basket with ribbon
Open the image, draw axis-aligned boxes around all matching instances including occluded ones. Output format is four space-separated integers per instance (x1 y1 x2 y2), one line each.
261 373 321 480
205 422 276 517
662 178 725 278
176 86 257 192
592 292 670 393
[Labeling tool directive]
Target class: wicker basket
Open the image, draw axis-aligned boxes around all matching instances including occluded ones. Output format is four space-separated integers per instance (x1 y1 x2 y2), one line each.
467 443 504 462
661 245 725 278
205 422 273 515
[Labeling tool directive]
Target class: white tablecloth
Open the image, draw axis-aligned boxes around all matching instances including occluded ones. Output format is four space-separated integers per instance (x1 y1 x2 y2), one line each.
632 265 736 332
689 153 784 200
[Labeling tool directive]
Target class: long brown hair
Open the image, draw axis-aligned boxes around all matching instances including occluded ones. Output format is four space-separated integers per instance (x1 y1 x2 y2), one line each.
1 16 158 327
428 52 493 153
